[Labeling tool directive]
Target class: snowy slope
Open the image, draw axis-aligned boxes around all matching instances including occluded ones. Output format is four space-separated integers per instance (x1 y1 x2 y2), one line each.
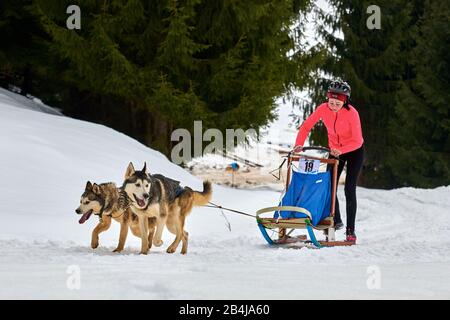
1 89 450 299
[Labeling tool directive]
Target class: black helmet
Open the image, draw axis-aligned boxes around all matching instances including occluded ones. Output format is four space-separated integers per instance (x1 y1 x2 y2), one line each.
328 80 351 97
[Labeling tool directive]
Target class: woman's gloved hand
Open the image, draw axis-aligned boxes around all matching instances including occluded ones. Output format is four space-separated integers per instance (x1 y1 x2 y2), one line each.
330 148 342 157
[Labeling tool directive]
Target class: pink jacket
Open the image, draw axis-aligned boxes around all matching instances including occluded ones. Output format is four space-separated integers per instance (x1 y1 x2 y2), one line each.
295 103 364 154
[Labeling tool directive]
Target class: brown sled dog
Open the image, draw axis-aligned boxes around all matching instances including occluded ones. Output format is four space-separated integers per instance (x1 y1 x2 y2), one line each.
122 162 212 255
165 180 212 254
75 181 157 252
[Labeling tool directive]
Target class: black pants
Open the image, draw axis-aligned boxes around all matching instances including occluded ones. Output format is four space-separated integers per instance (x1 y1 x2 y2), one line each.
328 145 364 231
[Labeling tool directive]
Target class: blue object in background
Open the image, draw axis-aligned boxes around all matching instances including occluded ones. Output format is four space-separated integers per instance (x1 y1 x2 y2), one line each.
229 162 240 171
274 171 331 226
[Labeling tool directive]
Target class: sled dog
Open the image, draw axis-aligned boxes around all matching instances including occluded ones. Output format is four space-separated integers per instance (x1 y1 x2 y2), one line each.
75 181 157 252
123 162 212 254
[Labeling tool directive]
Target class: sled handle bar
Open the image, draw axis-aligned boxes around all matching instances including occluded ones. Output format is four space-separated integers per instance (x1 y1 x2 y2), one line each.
291 146 331 154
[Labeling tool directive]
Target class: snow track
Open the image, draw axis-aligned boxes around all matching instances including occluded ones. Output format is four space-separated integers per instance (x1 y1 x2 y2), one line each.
1 89 449 299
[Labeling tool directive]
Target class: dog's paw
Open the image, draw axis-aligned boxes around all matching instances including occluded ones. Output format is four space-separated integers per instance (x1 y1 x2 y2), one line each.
112 248 123 253
91 241 99 249
153 239 163 247
139 250 148 255
180 249 187 255
166 247 176 254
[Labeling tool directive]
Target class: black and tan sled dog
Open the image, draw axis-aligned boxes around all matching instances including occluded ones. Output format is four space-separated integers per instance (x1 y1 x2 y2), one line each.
122 162 212 255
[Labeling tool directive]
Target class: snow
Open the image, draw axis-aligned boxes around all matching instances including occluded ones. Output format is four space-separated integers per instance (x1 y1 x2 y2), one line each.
1 88 450 300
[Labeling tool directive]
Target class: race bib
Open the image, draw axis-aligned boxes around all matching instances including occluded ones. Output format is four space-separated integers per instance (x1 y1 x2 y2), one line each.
298 159 320 174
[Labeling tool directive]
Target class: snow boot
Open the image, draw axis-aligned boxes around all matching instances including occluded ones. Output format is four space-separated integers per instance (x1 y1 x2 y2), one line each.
346 227 357 243
334 220 344 231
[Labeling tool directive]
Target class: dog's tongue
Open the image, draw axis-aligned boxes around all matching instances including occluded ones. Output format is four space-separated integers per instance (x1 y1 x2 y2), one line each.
78 211 92 224
137 198 145 207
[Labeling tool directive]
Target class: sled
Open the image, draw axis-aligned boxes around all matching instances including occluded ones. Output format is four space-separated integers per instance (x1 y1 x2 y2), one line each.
256 146 355 248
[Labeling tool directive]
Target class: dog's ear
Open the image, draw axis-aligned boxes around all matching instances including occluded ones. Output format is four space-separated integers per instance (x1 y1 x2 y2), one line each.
85 181 93 191
92 183 101 194
125 162 135 179
142 162 149 175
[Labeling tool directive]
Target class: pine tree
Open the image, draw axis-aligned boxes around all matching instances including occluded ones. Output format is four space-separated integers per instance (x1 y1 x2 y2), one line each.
0 0 49 95
388 0 450 187
31 0 313 155
306 0 426 188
